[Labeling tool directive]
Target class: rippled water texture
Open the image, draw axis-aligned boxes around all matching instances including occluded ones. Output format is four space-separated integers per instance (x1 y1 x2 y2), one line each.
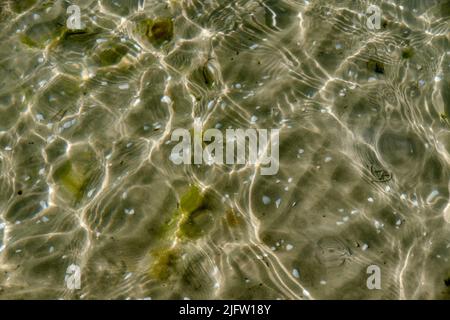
0 0 449 299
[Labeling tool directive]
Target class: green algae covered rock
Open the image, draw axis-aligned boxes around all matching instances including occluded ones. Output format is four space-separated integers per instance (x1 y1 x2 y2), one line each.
20 22 65 49
137 17 174 46
52 147 98 204
149 185 217 280
401 47 414 59
178 208 214 239
176 185 217 240
179 185 203 214
53 160 88 201
94 43 129 67
148 18 174 44
440 113 449 126
158 185 207 240
156 185 218 241
149 247 180 280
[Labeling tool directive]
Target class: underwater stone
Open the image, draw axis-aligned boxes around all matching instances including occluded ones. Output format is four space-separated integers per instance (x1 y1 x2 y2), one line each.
179 185 204 214
148 18 174 44
149 247 179 280
158 185 216 241
20 21 65 49
137 17 174 46
367 59 385 74
52 147 98 203
178 208 214 239
401 47 414 59
94 43 129 66
53 160 89 201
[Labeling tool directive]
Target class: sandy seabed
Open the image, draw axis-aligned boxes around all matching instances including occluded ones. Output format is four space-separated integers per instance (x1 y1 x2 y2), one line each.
0 0 449 299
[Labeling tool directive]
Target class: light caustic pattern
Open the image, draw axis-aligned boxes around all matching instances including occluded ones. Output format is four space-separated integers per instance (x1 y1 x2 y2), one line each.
0 0 449 299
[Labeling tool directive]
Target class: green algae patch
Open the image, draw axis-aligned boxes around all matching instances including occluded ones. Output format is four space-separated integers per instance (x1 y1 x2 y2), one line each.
158 185 217 241
149 18 174 44
20 22 65 49
401 47 414 59
178 208 214 239
148 247 180 280
440 113 449 126
94 43 129 67
148 186 219 280
52 147 99 204
177 186 218 240
53 160 89 201
158 207 183 239
20 34 40 48
137 17 174 46
179 185 204 214
158 185 204 238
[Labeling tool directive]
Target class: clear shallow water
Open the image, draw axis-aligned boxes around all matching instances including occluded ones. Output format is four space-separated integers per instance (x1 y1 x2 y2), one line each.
0 0 449 299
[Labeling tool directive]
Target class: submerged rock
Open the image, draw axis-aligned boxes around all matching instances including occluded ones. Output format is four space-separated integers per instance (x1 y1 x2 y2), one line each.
137 17 174 46
157 185 218 244
149 247 180 280
53 160 89 201
94 42 129 66
20 21 65 49
177 186 217 240
401 47 414 59
52 147 99 204
367 59 385 74
178 208 214 239
179 185 204 214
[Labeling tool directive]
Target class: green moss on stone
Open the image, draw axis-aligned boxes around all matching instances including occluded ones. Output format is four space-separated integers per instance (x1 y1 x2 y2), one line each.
95 43 129 66
158 185 214 241
178 209 214 239
52 148 97 203
440 113 449 126
149 247 179 280
401 47 414 59
137 17 174 46
20 22 65 49
179 185 203 213
20 34 40 48
53 160 89 201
